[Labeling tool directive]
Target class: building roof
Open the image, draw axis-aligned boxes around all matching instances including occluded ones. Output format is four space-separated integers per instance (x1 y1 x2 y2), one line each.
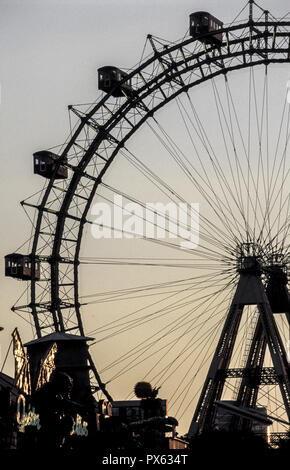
0 372 19 398
0 372 14 387
24 332 94 347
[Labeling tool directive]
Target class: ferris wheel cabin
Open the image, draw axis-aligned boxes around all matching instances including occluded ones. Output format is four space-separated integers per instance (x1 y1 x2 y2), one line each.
5 254 40 280
189 12 223 45
98 66 132 97
33 150 68 179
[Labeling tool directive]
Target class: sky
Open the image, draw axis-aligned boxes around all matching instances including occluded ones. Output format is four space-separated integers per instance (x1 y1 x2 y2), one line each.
1 0 290 434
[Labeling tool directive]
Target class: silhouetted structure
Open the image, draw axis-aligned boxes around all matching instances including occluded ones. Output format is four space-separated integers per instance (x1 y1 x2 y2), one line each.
32 371 77 449
189 11 223 44
189 243 290 437
0 372 18 449
5 254 40 281
98 66 132 97
33 151 68 179
25 333 93 403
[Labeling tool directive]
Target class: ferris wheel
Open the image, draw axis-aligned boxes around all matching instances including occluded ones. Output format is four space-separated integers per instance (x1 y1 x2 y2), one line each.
5 1 290 436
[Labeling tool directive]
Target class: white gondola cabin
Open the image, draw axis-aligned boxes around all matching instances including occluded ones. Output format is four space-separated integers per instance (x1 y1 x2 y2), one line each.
98 66 132 97
33 151 68 179
190 12 223 45
5 254 40 280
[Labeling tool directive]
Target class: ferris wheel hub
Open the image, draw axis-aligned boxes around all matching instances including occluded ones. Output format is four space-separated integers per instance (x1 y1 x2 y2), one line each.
237 242 263 274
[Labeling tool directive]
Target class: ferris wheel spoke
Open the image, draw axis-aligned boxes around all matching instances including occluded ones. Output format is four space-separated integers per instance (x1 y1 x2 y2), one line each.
279 199 290 252
131 314 228 404
96 274 235 375
98 182 234 255
119 147 233 248
95 184 230 255
200 78 248 233
144 287 235 388
106 297 230 387
120 145 240 252
169 319 226 417
268 95 288 195
250 67 267 240
275 116 290 252
265 94 290 244
86 271 235 339
222 70 269 239
124 95 245 244
86 214 235 261
178 99 245 242
169 304 251 415
102 277 235 385
187 74 263 242
259 192 290 253
150 102 247 244
94 277 234 353
211 78 247 222
80 274 217 301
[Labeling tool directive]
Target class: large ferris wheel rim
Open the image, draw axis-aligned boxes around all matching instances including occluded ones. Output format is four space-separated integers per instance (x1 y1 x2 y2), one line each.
25 18 290 337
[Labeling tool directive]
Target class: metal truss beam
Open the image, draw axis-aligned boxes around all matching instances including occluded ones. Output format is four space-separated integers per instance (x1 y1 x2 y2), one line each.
226 367 278 385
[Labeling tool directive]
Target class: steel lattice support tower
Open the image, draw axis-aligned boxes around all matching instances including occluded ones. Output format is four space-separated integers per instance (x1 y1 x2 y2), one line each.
189 253 290 436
